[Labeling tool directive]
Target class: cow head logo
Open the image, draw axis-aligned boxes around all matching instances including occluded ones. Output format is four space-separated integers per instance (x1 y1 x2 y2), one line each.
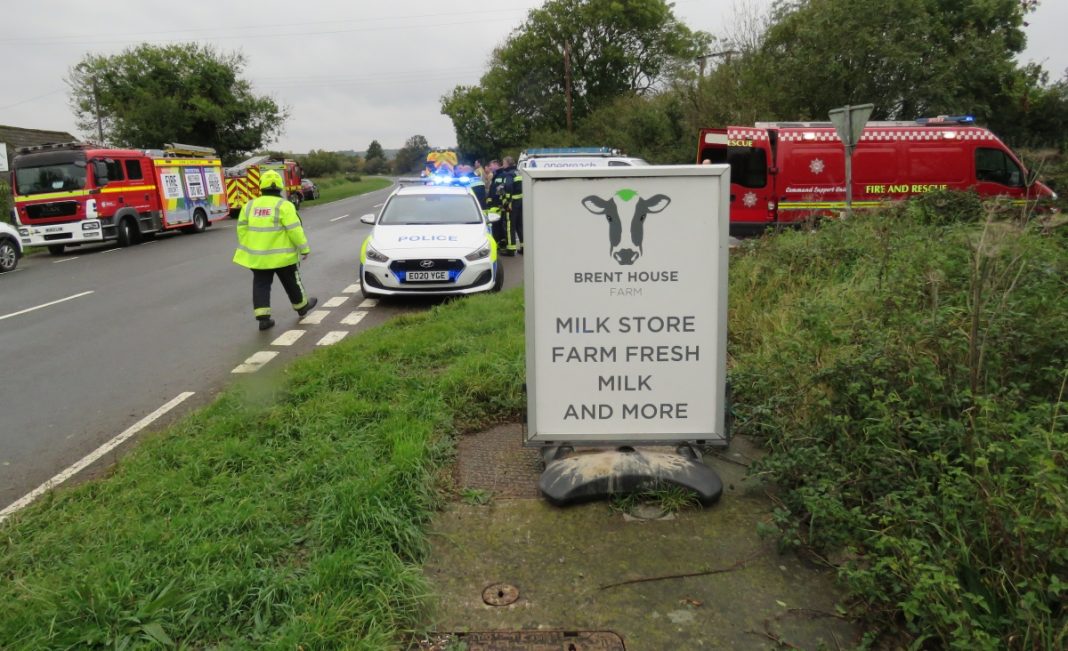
581 189 671 265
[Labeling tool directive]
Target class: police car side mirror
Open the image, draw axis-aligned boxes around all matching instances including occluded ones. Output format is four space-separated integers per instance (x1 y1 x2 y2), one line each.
360 214 375 224
485 211 501 223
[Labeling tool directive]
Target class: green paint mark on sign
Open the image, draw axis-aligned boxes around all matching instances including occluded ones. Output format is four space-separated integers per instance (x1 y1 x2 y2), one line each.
615 188 638 201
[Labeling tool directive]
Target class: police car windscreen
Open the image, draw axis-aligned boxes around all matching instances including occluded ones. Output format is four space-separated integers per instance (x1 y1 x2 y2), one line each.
379 195 482 225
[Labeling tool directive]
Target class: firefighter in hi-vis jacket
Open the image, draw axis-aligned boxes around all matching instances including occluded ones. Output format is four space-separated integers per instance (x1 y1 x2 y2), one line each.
503 165 523 254
488 156 520 255
233 170 318 330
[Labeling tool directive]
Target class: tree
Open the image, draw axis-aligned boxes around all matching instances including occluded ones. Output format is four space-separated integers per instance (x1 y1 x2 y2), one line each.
68 43 286 164
363 140 388 175
392 135 431 174
747 0 1038 124
442 0 709 154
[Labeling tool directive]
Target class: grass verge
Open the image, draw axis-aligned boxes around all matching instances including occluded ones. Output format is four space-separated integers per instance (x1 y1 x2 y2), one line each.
0 289 524 649
303 176 393 207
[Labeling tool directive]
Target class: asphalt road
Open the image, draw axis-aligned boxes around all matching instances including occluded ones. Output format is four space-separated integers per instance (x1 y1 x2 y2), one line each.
0 185 525 513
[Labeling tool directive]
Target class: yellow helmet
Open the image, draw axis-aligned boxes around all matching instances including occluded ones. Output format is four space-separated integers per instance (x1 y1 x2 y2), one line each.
259 170 284 191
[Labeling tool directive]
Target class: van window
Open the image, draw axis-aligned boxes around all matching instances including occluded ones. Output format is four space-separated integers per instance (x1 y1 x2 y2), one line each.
727 146 767 188
124 160 143 180
976 148 1023 187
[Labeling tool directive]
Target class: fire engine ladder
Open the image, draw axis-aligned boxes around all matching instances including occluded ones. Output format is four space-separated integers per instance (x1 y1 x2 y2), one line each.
163 143 218 157
226 154 272 176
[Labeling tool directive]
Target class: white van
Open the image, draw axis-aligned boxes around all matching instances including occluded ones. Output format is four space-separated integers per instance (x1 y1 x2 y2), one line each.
517 147 648 170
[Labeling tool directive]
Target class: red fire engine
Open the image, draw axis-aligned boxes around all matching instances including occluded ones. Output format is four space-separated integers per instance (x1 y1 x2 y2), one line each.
697 116 1057 233
11 142 230 253
224 155 304 216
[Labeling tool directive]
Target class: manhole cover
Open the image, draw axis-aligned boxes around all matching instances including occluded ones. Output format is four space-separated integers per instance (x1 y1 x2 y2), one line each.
482 582 520 606
416 631 625 650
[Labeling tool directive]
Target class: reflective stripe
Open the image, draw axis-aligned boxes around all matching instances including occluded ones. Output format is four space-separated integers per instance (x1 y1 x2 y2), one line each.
254 307 272 317
244 225 288 233
236 244 301 256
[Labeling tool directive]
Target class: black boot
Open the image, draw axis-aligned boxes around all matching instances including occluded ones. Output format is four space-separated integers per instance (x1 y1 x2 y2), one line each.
297 296 318 317
257 316 276 331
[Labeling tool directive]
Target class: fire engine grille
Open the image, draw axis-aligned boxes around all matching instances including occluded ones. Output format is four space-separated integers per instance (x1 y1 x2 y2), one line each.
25 201 79 220
389 258 465 273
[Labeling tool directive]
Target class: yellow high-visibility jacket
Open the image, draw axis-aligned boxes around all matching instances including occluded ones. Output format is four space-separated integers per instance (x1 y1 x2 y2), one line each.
232 195 310 269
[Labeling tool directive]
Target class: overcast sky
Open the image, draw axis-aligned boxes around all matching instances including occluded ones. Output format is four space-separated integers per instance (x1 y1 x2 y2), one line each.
2 1 1065 153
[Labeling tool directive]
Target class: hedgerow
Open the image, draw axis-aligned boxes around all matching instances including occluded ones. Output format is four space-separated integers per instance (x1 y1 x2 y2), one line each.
729 194 1067 649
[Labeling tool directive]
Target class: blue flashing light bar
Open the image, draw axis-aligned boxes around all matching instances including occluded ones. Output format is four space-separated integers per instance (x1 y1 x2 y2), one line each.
915 115 975 126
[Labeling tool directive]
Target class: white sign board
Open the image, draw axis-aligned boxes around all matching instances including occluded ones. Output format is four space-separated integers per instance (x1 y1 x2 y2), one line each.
523 166 730 445
160 171 183 199
0 143 8 173
184 169 206 198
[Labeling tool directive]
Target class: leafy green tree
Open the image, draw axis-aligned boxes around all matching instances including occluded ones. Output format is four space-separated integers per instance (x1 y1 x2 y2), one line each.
68 43 287 164
365 140 385 161
298 149 355 178
747 0 1037 124
442 0 709 154
392 135 431 174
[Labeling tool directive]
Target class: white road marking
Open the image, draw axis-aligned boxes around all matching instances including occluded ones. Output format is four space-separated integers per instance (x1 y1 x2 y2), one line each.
0 290 94 322
329 213 351 222
342 283 362 293
271 330 305 346
341 311 368 326
316 331 348 346
232 350 278 373
0 392 195 524
142 240 159 245
52 256 80 264
373 203 384 207
298 309 330 325
323 296 348 308
358 298 378 308
100 248 121 254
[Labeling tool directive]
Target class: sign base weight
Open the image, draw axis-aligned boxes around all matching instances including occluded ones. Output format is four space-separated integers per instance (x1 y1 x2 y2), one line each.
538 444 723 506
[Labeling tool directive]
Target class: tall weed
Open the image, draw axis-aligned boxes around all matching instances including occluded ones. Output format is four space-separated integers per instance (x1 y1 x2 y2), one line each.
729 198 1067 649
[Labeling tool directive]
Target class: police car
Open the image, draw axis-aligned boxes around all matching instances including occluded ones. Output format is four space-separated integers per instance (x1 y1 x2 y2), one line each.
517 146 648 170
358 185 502 299
0 221 23 273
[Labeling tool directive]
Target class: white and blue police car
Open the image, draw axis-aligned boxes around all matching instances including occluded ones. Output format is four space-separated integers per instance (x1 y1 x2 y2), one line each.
358 185 501 299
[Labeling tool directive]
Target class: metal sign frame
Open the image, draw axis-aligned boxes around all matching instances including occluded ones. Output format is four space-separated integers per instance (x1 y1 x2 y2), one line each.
522 165 730 447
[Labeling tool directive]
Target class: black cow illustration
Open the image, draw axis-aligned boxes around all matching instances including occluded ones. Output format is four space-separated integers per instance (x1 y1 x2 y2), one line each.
581 190 671 265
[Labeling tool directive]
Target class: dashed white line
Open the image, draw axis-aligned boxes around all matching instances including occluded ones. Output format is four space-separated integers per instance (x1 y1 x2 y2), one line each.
329 213 351 222
232 350 278 373
100 248 121 254
373 202 384 207
271 330 306 346
323 296 348 308
0 391 195 524
298 309 330 325
53 256 80 264
316 331 348 346
0 290 95 322
358 298 378 308
343 283 362 293
341 311 368 326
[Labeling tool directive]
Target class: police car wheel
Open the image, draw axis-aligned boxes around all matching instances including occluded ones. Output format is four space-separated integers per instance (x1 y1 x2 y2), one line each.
0 239 18 272
492 263 504 292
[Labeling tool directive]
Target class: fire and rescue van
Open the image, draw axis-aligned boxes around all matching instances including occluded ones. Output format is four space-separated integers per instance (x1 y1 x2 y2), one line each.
12 142 230 254
697 116 1057 233
224 155 304 215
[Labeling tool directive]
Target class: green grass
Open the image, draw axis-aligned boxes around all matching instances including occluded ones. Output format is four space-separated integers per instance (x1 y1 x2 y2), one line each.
302 175 392 207
0 289 525 649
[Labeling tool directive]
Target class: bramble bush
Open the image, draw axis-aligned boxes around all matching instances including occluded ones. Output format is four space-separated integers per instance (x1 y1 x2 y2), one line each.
728 194 1067 649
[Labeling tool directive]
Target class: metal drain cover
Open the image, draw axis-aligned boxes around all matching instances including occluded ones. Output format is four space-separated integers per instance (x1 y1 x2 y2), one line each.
482 582 520 606
417 630 625 650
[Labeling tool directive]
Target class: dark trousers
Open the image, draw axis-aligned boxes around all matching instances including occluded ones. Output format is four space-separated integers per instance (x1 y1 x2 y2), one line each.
251 264 308 318
511 201 523 248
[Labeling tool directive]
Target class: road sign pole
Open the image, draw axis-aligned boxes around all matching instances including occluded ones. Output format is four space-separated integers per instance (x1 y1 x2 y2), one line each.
828 103 874 221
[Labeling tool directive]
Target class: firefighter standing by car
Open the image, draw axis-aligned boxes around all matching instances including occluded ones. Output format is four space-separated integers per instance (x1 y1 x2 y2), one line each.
502 164 523 254
233 170 318 331
490 156 520 255
485 158 511 252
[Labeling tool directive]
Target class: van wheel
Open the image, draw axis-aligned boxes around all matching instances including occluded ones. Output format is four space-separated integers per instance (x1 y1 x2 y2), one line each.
116 217 139 247
47 244 66 256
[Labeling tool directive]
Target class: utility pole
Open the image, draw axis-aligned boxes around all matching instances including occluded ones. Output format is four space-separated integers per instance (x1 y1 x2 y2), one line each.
563 42 573 134
92 78 104 144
